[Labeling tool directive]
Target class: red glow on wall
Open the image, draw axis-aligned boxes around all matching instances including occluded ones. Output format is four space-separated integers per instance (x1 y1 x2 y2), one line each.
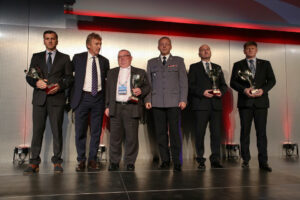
222 89 235 144
282 107 292 142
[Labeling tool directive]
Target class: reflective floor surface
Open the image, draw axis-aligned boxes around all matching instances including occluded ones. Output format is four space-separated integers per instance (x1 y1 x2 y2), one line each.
0 157 299 200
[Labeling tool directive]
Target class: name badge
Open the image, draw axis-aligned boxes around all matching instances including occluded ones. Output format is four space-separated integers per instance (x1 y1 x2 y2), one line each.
118 85 127 95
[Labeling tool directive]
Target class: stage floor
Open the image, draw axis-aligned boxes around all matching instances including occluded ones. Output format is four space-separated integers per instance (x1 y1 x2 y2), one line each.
0 157 299 200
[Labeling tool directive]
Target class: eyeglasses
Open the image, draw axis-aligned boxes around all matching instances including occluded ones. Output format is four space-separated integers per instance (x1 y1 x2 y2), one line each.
118 55 131 59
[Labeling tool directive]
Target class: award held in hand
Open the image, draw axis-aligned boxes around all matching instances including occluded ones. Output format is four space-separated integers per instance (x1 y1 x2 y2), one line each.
128 74 142 104
238 69 258 94
207 68 222 96
24 67 56 94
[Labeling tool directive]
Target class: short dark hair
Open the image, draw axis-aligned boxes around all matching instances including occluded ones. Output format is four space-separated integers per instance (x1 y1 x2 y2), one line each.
158 36 171 44
244 41 257 49
43 30 58 39
86 32 102 48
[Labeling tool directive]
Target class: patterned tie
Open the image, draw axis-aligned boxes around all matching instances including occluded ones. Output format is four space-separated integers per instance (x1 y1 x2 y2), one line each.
91 56 98 96
249 59 256 78
205 62 210 73
47 52 52 73
162 56 167 65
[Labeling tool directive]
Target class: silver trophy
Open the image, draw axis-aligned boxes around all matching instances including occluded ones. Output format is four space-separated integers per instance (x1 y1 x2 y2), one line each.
128 74 142 103
238 69 258 94
207 68 222 95
24 67 56 94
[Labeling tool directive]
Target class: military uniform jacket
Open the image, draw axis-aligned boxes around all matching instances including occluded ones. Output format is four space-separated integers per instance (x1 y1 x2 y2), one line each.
145 55 188 108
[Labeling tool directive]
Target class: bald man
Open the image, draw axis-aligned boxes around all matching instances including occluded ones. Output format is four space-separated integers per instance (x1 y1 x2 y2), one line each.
188 44 227 169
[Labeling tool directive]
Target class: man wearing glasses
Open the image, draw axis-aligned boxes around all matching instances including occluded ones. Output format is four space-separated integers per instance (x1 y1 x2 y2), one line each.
105 49 150 171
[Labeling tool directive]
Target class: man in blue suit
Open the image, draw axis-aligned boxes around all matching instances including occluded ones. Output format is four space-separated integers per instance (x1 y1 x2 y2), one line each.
71 33 110 171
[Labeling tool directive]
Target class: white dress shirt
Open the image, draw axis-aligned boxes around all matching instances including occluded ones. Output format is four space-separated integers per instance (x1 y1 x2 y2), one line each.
202 61 211 73
160 54 170 63
83 52 102 92
116 66 131 102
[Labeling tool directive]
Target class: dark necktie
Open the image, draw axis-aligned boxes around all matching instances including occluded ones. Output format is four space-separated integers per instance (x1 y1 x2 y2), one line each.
205 62 210 73
162 56 167 65
47 52 52 73
91 56 98 96
249 59 255 78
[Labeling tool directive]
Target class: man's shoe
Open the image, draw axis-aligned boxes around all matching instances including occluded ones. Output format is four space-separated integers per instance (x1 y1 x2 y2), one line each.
259 164 272 172
198 162 206 170
242 161 249 169
173 164 182 172
211 162 223 168
54 163 63 174
108 163 119 171
88 160 100 171
159 161 170 169
24 164 39 175
76 161 86 172
126 164 135 171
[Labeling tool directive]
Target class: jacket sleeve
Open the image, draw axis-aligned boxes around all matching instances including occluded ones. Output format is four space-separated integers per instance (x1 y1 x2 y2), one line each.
179 58 188 103
140 70 151 98
218 66 228 97
230 62 246 93
58 55 74 91
261 61 276 93
188 64 205 98
144 60 152 103
26 54 38 88
105 70 112 108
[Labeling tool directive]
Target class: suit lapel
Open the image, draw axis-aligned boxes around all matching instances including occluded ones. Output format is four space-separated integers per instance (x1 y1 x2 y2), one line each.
112 68 120 100
39 51 48 78
97 54 104 82
199 61 210 80
80 52 88 83
255 59 262 79
49 51 60 74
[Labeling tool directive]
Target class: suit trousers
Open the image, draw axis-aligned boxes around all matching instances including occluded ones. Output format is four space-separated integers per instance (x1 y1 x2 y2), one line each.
30 99 64 165
194 109 222 163
239 107 268 164
152 107 182 165
75 91 104 162
109 103 139 165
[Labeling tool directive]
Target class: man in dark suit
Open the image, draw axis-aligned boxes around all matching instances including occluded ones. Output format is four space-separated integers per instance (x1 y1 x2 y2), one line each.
71 33 110 172
188 44 227 169
145 37 188 171
105 49 150 171
230 41 276 172
24 30 73 174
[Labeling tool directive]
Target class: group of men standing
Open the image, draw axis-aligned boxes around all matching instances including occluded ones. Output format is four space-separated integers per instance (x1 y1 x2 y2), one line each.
24 30 276 174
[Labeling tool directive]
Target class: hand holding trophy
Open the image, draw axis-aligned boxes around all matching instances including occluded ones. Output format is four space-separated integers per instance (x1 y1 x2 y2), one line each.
24 67 57 94
207 68 222 96
238 69 258 95
128 74 142 103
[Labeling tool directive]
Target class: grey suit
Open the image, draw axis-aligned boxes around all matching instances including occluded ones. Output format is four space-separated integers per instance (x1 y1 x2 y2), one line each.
146 55 188 165
106 66 150 165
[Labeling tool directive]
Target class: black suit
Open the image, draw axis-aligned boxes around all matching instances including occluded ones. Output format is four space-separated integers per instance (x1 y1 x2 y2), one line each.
230 58 276 164
188 61 227 163
71 52 110 162
105 66 150 165
26 51 73 164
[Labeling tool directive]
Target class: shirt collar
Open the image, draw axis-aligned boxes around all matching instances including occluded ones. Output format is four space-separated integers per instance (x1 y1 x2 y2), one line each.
46 49 56 56
246 57 256 63
160 54 170 61
120 65 131 70
88 52 97 59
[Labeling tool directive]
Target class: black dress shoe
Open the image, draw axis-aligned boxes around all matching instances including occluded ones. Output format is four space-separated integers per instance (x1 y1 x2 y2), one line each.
88 160 100 171
198 162 206 170
173 164 182 172
108 163 119 171
24 164 39 175
259 164 272 172
76 161 86 172
159 161 170 169
126 164 135 171
242 161 249 169
211 162 223 168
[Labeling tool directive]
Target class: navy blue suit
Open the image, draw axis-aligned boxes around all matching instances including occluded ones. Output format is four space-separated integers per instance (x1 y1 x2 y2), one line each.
71 52 110 162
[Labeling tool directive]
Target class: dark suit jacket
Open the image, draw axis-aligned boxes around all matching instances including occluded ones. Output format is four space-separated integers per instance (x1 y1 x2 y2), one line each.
71 52 110 110
188 61 227 111
230 58 276 108
26 51 73 106
105 66 151 118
